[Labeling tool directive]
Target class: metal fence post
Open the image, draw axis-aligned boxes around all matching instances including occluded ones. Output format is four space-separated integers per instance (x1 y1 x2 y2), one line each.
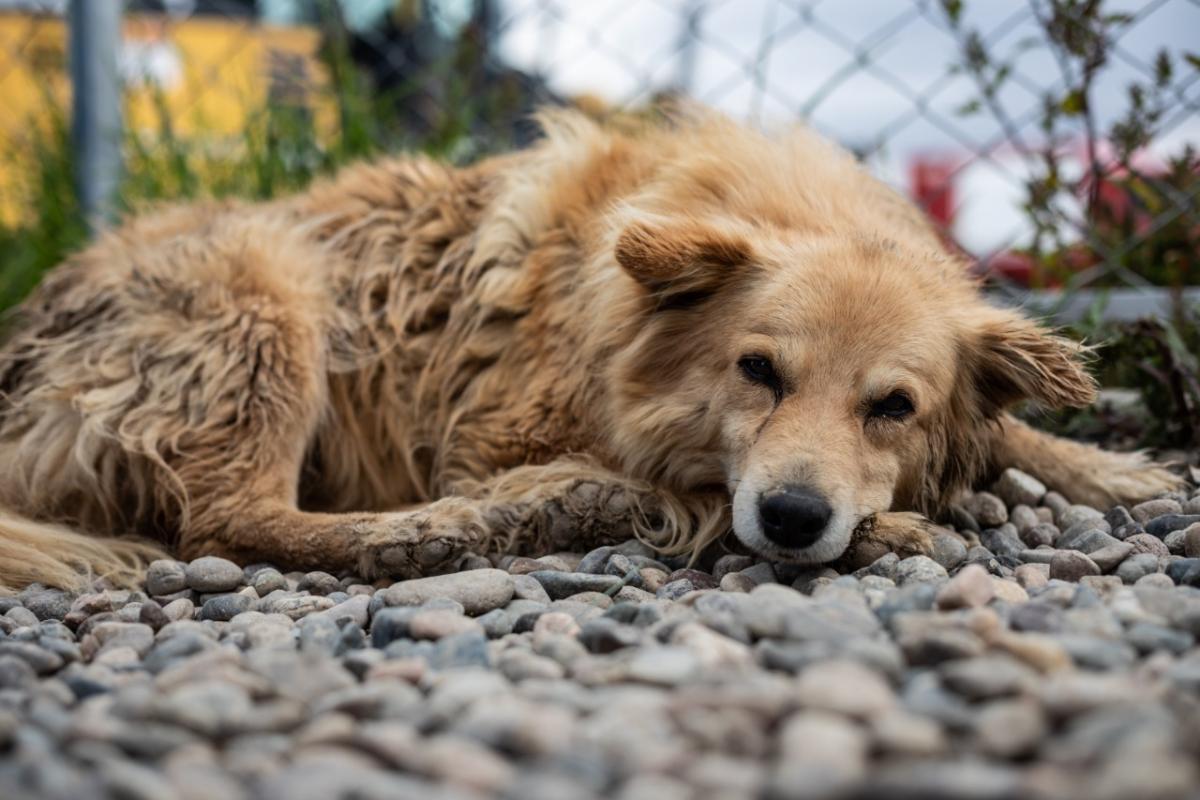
69 0 123 231
675 0 703 96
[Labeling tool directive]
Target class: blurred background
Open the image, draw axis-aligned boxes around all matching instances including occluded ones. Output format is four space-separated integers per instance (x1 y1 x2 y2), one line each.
0 0 1197 448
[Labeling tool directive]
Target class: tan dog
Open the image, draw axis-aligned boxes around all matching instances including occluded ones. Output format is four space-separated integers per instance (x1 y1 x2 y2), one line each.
0 110 1179 592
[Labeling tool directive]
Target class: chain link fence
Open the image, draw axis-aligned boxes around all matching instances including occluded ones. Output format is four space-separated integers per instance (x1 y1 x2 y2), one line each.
1 0 1197 313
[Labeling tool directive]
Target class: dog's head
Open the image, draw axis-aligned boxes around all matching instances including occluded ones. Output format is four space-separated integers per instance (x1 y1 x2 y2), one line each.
611 217 1096 563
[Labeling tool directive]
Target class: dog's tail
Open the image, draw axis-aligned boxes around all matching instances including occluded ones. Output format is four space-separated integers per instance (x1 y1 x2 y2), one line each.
0 509 165 595
991 414 1184 509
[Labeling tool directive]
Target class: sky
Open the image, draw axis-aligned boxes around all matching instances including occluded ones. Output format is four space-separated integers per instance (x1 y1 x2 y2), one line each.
488 0 1200 254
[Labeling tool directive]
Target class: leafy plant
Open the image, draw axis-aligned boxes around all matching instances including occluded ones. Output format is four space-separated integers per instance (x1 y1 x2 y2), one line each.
944 0 1200 448
943 0 1199 290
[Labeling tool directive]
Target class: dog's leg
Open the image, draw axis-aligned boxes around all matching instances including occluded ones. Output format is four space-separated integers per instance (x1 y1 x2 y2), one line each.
988 414 1183 509
471 462 679 557
839 511 936 570
342 461 697 577
184 498 489 579
190 457 691 579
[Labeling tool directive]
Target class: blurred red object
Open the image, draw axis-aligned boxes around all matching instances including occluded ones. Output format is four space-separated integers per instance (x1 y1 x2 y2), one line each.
908 143 1186 288
909 155 957 228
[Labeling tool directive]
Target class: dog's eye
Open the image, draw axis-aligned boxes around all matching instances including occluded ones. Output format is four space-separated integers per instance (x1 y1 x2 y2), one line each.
870 391 915 420
738 355 778 388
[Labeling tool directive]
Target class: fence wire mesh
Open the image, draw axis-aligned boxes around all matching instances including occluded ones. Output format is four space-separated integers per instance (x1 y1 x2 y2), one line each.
0 0 1197 306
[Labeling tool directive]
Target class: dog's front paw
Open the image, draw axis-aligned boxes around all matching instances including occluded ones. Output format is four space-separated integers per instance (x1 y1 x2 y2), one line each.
357 498 487 579
839 511 936 570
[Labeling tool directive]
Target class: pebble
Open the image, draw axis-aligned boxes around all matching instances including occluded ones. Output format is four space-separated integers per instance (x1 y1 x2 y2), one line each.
184 556 245 592
1126 533 1170 558
199 593 254 622
895 556 949 585
1015 563 1049 589
776 711 868 785
990 578 1029 604
1050 550 1100 582
21 587 72 621
975 698 1047 758
628 647 701 685
935 564 993 609
1132 498 1182 523
963 492 1008 527
1088 541 1135 572
146 560 188 596
1009 504 1040 534
408 609 484 640
0 474 1196 799
1058 504 1105 531
929 530 968 571
1021 523 1058 548
383 569 514 614
1145 514 1200 538
993 468 1046 508
1185 523 1200 557
795 659 896 718
1116 553 1161 584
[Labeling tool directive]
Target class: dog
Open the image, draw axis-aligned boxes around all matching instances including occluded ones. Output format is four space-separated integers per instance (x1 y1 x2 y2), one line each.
0 109 1181 592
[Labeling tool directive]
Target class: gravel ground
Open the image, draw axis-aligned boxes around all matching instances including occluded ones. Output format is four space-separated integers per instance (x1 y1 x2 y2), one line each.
3 470 1200 800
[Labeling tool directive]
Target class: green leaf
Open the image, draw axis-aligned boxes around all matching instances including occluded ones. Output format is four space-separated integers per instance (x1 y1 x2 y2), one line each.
1059 89 1086 115
955 99 982 116
1185 52 1200 71
941 0 963 25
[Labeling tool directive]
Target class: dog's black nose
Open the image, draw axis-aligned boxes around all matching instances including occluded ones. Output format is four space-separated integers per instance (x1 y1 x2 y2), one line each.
758 485 832 549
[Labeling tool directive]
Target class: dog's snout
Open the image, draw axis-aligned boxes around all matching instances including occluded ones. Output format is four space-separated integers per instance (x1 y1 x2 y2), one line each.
758 485 832 549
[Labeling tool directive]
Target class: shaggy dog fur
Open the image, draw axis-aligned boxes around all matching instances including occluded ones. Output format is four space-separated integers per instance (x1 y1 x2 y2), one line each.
0 110 1181 592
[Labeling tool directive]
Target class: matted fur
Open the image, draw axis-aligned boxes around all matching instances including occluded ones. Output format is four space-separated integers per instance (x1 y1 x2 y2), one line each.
0 108 1180 592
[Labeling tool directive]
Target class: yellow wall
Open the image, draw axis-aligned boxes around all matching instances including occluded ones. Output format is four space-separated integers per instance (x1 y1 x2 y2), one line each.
0 12 329 223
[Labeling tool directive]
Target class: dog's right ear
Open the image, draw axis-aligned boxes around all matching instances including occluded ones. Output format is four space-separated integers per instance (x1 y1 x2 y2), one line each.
615 218 752 302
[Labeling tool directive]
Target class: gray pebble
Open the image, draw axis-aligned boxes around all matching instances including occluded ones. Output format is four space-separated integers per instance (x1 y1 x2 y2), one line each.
930 531 967 571
1132 498 1182 523
370 606 416 648
185 556 245 593
1021 523 1058 548
476 608 513 638
992 468 1046 508
628 646 700 685
146 559 188 596
296 571 340 596
1058 504 1106 531
1088 541 1135 572
1184 523 1200 557
895 556 949 586
979 526 1023 558
0 641 62 674
199 593 254 622
1050 550 1100 582
0 654 37 688
975 698 1047 758
657 579 696 600
21 588 71 621
963 492 1008 527
384 568 514 614
252 568 287 597
1146 514 1200 538
1116 553 1161 584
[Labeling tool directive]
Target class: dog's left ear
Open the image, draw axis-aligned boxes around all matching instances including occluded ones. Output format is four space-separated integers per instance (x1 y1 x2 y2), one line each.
615 218 752 299
967 308 1097 412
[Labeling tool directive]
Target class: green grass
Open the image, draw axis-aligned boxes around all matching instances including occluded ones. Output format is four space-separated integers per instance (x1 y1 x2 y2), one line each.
0 21 520 314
